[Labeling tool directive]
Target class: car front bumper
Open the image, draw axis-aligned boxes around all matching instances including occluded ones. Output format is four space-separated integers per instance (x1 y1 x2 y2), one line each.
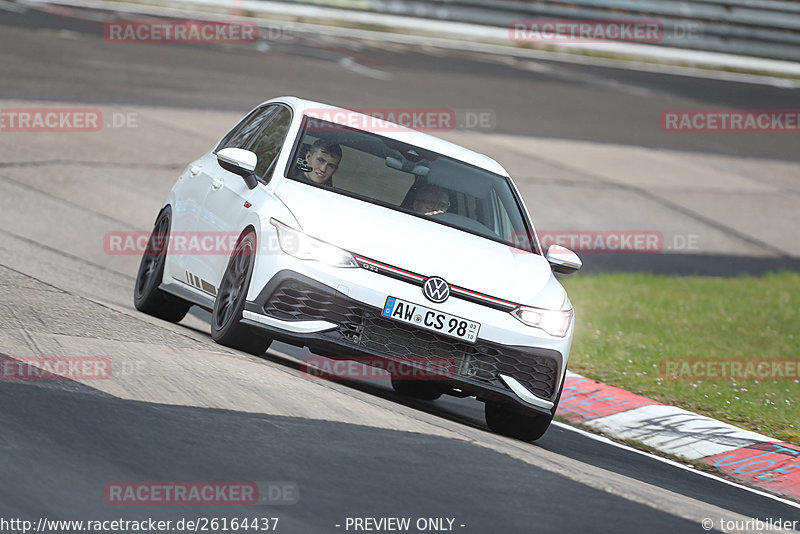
243 270 568 416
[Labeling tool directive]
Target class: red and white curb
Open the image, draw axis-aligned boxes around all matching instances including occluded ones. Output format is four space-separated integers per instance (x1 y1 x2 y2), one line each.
556 371 800 502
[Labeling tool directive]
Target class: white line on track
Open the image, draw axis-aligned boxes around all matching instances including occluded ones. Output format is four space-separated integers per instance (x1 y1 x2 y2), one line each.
551 421 800 511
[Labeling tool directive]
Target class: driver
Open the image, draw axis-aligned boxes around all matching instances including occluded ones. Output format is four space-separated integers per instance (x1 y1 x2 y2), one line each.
412 185 451 215
298 140 342 187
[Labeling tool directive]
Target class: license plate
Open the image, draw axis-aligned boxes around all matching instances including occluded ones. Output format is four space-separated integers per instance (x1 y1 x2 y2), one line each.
381 296 480 343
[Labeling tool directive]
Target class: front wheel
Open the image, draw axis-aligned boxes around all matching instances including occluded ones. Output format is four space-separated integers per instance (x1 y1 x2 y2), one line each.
211 230 272 355
485 403 553 442
133 209 190 323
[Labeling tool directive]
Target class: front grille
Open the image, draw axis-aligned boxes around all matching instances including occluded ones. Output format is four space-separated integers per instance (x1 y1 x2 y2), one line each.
263 280 559 400
359 315 559 400
262 280 363 339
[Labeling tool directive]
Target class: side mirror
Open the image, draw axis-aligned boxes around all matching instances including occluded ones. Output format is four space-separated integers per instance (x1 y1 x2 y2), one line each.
217 147 258 190
546 245 582 274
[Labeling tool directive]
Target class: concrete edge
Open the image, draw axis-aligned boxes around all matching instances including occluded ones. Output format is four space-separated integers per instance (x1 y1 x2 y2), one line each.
558 370 800 503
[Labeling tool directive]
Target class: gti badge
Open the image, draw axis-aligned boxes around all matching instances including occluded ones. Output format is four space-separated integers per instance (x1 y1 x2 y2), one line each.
423 277 450 303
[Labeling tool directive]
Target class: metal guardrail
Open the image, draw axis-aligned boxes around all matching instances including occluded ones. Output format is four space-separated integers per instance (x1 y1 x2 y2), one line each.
296 0 800 61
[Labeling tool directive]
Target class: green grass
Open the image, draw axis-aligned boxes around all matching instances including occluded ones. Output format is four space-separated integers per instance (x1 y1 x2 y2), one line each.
562 272 800 444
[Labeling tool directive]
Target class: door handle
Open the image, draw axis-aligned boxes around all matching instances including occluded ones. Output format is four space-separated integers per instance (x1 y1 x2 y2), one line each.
189 165 202 176
210 178 224 190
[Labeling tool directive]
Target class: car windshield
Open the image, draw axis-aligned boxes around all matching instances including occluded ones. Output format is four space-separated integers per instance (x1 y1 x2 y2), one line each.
286 116 538 254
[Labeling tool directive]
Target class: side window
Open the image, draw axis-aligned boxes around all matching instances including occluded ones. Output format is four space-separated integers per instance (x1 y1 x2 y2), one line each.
250 106 293 181
216 106 277 152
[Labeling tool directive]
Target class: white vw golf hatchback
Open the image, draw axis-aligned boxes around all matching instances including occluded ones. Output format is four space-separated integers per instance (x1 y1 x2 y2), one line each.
135 97 581 441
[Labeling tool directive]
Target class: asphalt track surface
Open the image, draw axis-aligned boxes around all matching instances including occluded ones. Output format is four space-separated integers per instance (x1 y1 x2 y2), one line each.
1 5 799 533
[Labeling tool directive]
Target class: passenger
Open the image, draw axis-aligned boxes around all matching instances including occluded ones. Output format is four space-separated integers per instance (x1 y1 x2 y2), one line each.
412 185 451 215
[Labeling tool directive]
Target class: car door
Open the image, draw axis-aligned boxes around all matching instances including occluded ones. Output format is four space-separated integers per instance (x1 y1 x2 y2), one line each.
167 151 222 284
173 105 277 295
197 104 293 292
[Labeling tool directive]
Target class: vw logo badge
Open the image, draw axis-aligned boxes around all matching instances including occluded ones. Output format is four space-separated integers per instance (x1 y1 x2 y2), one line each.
423 277 450 303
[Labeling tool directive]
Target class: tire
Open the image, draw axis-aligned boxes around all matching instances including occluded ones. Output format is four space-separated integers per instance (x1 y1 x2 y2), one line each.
211 229 272 355
134 209 191 323
485 402 553 442
390 377 442 401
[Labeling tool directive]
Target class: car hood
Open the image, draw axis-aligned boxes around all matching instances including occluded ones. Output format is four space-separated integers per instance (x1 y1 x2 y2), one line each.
274 180 567 309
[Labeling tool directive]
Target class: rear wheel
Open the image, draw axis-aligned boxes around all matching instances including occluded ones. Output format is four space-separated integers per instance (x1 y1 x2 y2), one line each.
390 377 442 401
211 230 272 355
133 209 190 323
485 403 553 442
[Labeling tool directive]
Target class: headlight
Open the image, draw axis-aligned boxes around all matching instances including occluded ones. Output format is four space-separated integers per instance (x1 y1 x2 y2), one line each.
270 219 358 268
512 306 573 337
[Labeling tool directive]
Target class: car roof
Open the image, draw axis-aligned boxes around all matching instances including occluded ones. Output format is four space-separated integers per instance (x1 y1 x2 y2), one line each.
264 96 510 177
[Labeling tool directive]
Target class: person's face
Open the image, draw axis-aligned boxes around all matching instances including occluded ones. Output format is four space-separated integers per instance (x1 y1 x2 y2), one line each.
305 149 340 183
413 189 450 215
